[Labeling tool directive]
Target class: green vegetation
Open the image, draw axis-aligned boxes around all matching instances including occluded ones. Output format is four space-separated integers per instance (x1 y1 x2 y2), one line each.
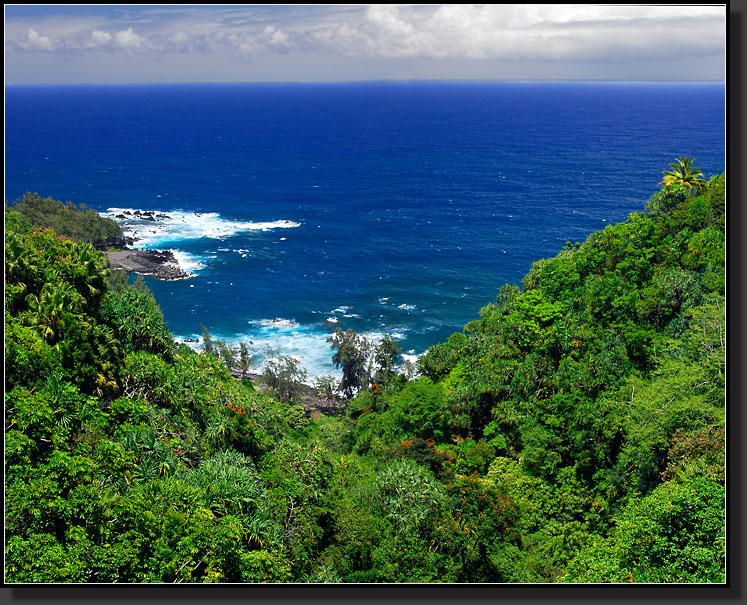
327 328 404 399
4 159 725 583
659 157 708 192
8 192 126 250
262 351 309 404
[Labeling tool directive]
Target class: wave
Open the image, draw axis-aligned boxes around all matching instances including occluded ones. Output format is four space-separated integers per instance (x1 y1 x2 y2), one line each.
168 250 207 273
174 319 422 383
102 208 300 248
327 305 360 320
175 318 339 382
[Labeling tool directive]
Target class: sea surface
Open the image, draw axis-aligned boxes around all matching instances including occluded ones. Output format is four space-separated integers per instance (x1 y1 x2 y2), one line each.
4 81 725 379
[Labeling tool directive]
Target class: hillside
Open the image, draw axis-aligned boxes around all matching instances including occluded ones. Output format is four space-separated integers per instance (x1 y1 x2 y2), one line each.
4 164 725 583
8 192 128 251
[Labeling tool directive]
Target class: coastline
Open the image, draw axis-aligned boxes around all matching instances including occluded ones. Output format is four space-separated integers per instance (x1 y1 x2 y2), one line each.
106 248 194 281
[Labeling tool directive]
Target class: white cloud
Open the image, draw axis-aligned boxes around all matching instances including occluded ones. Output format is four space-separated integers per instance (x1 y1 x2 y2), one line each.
263 25 290 48
169 30 189 45
91 30 112 46
3 5 726 82
366 5 415 37
25 28 54 51
308 4 726 63
6 5 726 62
114 27 143 49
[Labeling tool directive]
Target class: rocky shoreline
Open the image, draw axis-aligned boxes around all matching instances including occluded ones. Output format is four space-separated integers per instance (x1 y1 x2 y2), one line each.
106 249 194 281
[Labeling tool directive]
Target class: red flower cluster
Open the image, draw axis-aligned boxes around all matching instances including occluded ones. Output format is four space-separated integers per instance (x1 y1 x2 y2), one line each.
381 436 456 479
435 474 520 555
355 406 373 423
225 402 254 437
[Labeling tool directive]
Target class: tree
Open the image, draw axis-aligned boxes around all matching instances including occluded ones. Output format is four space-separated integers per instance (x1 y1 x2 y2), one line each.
200 324 216 356
24 282 86 343
67 242 111 312
385 378 448 441
262 352 308 404
373 335 402 387
561 477 725 583
215 340 238 371
314 375 339 401
237 342 253 380
328 328 370 398
659 157 707 192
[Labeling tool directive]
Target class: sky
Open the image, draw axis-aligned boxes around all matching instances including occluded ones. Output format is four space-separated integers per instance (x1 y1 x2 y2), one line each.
4 4 727 84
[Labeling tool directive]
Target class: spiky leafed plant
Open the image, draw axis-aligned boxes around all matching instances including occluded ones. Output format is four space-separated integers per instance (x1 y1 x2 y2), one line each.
659 157 707 191
24 281 86 342
68 242 110 310
182 450 265 519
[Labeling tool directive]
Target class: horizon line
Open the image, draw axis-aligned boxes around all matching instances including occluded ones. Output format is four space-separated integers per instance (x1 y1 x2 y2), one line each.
4 78 727 87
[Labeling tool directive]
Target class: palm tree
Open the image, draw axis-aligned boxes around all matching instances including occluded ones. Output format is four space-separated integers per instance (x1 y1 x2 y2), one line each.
25 281 86 342
659 157 707 191
69 242 110 309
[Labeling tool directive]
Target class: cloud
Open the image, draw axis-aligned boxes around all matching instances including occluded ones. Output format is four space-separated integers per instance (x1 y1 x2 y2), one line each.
91 30 112 46
114 27 143 49
4 5 725 60
310 4 726 63
25 28 55 51
263 25 290 48
169 30 189 45
3 5 726 82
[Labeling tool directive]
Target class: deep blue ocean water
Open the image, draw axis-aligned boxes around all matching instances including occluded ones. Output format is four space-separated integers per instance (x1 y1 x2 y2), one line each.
4 81 725 378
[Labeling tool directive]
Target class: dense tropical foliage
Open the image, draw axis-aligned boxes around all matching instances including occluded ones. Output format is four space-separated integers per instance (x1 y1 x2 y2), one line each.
4 161 725 583
9 192 126 251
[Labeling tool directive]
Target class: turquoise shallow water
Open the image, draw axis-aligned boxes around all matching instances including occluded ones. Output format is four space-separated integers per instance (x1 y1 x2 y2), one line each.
4 81 725 377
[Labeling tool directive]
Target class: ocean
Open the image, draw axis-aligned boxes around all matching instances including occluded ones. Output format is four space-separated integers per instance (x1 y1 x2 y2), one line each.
4 81 725 379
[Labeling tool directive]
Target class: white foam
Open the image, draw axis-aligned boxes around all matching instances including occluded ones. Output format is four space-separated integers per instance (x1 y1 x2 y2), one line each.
257 318 299 330
168 249 207 273
173 319 424 383
331 306 353 314
197 320 341 381
103 208 300 248
397 303 417 311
